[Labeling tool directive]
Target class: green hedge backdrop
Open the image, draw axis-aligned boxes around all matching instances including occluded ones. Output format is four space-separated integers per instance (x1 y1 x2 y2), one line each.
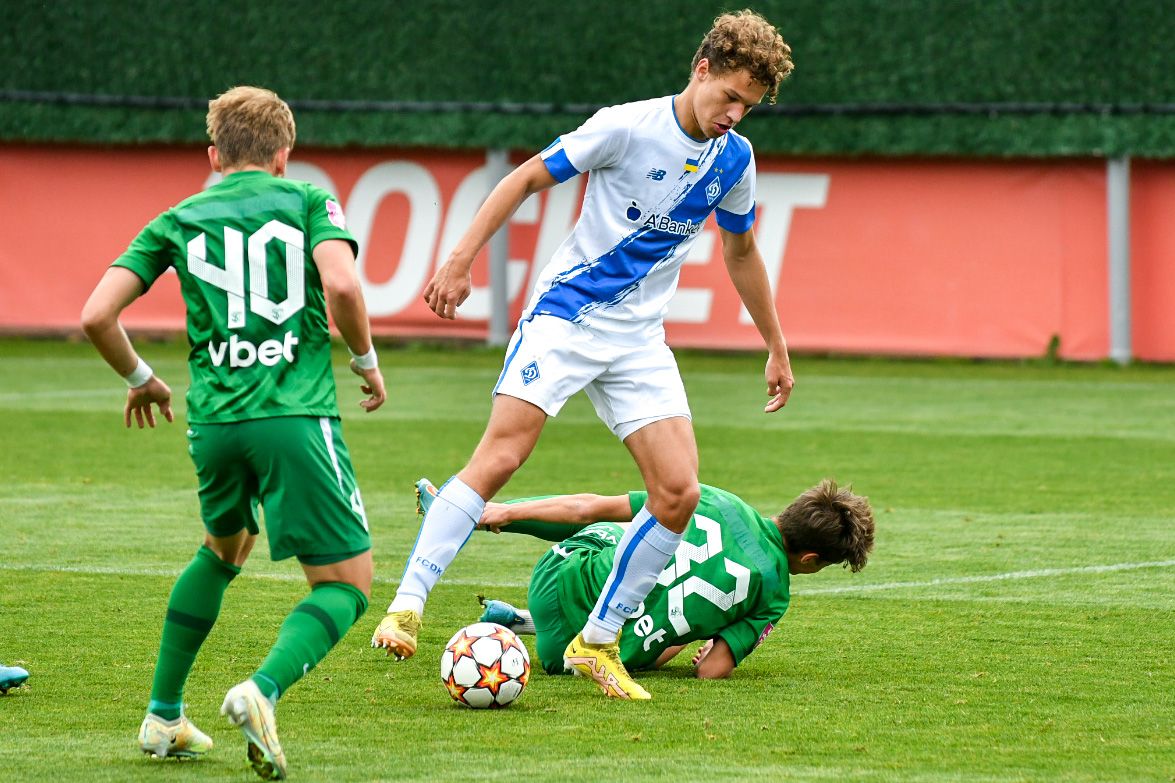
3 0 1173 157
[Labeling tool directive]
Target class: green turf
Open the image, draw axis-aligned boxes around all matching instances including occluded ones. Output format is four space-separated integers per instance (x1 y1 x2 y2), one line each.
0 337 1172 782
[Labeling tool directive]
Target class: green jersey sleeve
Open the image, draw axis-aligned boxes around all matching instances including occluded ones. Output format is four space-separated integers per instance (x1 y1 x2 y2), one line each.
627 491 648 517
305 185 358 256
717 590 790 666
112 213 174 290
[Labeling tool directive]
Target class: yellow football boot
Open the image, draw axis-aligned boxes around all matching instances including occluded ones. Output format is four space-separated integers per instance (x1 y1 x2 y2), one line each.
371 610 422 660
563 632 651 700
221 679 287 781
138 713 213 759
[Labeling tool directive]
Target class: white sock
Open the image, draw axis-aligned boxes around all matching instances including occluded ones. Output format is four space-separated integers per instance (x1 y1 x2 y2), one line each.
513 609 536 635
387 594 424 615
389 476 485 615
582 507 682 644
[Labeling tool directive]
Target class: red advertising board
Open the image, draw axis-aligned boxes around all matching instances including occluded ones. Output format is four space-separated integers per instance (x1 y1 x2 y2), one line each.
1 145 1171 360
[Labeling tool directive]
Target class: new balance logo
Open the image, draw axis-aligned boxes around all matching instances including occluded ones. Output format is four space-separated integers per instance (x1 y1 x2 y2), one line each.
208 331 299 368
646 168 667 181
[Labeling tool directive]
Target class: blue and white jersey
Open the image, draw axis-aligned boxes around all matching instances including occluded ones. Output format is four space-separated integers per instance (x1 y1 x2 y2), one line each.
526 95 757 345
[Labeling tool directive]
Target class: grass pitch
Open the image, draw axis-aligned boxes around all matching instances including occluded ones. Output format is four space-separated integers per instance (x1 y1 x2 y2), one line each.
0 337 1172 782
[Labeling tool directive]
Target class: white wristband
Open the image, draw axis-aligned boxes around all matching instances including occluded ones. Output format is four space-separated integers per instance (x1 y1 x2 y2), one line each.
350 346 378 370
123 357 154 388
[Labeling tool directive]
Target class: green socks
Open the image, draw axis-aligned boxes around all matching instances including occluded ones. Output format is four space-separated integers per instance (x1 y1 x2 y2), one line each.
148 546 240 720
147 556 367 714
252 582 369 701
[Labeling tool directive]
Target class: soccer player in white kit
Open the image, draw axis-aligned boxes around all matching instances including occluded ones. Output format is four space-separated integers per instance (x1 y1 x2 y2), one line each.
374 10 796 699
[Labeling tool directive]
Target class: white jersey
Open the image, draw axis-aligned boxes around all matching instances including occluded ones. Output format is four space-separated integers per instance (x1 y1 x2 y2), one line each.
526 95 757 345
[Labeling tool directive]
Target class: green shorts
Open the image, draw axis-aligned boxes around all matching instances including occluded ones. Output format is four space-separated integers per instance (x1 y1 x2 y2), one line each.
529 547 579 674
187 416 371 564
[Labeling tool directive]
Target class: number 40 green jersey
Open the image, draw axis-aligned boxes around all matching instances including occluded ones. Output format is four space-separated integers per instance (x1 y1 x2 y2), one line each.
112 170 357 423
553 485 792 671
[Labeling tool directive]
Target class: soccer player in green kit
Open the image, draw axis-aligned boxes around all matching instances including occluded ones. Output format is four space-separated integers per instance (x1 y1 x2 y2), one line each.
415 477 874 683
81 86 386 781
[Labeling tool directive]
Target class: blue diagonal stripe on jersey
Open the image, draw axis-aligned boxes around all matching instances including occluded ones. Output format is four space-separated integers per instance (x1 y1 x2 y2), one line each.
531 133 751 322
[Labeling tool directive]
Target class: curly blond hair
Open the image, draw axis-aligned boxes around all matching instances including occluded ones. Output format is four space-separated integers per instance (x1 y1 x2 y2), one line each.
206 86 296 169
775 479 875 572
691 9 794 103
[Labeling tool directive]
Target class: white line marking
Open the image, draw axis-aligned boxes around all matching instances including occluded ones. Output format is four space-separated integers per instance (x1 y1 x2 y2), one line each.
3 559 1171 595
794 559 1175 595
684 371 1175 394
0 562 529 589
0 389 120 401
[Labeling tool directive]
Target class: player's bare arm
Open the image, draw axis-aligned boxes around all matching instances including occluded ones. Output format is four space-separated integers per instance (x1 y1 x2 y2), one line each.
81 267 174 429
719 225 795 411
478 493 634 533
313 238 387 412
651 637 735 679
424 155 559 320
692 637 735 679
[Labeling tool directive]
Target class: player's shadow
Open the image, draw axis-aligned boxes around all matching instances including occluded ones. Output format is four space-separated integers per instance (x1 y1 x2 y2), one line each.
121 757 238 778
651 665 712 680
652 663 775 683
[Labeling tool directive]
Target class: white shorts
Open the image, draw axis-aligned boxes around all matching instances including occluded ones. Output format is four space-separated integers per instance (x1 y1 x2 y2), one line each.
493 315 691 440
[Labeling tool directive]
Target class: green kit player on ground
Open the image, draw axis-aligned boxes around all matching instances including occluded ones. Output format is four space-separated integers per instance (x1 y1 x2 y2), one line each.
415 477 874 681
81 86 387 781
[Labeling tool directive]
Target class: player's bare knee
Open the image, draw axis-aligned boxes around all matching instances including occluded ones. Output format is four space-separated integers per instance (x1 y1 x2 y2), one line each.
345 560 373 598
304 551 372 598
204 531 252 566
492 452 525 483
349 576 372 599
469 450 525 493
648 481 700 529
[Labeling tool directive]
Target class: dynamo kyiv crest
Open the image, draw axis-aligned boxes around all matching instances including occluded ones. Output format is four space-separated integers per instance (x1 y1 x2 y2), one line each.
705 176 722 205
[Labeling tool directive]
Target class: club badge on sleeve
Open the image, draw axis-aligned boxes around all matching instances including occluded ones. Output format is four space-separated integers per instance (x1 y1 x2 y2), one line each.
325 199 346 229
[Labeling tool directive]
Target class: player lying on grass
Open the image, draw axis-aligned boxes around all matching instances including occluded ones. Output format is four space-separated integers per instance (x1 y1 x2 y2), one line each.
81 86 385 780
416 476 873 683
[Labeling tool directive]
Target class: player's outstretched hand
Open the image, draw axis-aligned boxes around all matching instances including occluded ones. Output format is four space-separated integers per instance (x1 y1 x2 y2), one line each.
692 639 715 667
477 502 513 534
764 349 795 413
349 362 387 412
423 259 472 320
124 376 174 429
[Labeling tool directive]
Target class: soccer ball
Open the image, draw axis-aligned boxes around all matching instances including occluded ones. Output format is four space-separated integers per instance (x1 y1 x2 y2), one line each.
440 622 530 708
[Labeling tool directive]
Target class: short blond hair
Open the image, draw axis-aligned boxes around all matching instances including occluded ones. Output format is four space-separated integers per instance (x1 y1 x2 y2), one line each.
692 10 794 103
206 86 296 169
